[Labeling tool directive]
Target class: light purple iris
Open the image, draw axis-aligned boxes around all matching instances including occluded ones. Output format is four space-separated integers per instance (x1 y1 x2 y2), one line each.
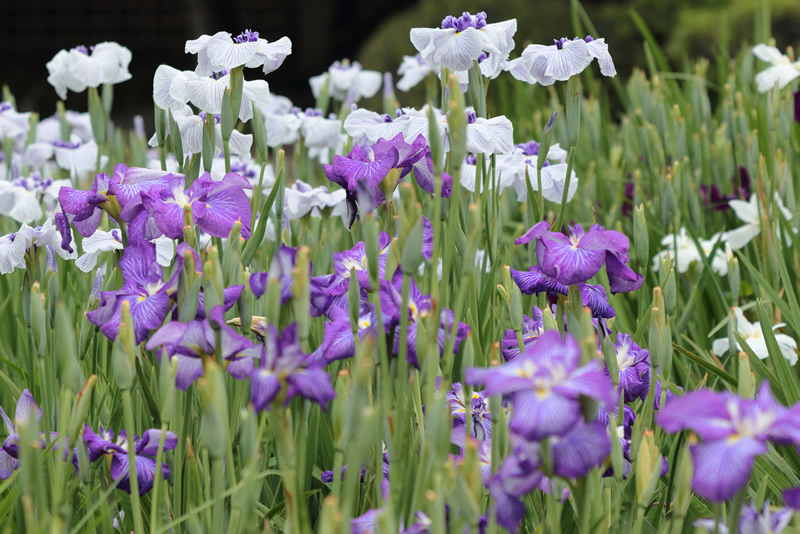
448 383 492 447
380 271 470 368
466 330 615 440
510 266 616 319
250 244 303 304
0 390 43 480
248 323 336 411
139 172 252 240
657 383 800 501
82 425 177 495
501 306 544 361
490 423 610 530
146 306 255 389
694 501 793 534
87 242 180 343
515 221 643 293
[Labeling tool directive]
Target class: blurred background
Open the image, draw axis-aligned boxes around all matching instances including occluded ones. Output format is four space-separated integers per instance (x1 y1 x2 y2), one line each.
2 0 799 127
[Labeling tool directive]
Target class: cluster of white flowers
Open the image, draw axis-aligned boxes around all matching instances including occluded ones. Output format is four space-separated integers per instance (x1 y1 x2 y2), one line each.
46 42 132 99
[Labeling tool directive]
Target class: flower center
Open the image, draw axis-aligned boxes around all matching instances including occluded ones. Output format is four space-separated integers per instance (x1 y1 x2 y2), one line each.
75 45 90 55
234 29 259 44
554 37 570 50
211 70 229 80
441 11 487 31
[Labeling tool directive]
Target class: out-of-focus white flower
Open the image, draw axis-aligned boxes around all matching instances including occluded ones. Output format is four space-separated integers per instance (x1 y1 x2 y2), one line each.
1 219 77 273
147 106 252 158
46 42 132 99
396 105 513 155
753 44 800 93
343 109 407 145
397 54 435 92
0 102 31 139
653 228 731 276
310 60 382 102
410 11 516 75
712 306 798 365
259 95 303 147
283 180 346 220
25 138 105 178
185 30 291 76
724 193 794 250
508 35 614 86
35 111 93 144
0 173 68 224
299 110 346 163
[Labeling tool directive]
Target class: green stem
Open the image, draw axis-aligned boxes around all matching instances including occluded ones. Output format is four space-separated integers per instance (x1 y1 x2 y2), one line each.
149 422 169 532
122 390 144 534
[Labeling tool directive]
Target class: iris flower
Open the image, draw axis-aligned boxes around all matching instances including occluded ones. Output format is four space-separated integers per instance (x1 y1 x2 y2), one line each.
508 35 615 86
46 42 132 99
711 306 798 366
82 425 177 495
448 383 492 446
310 60 382 102
0 390 42 480
185 30 292 76
658 383 800 501
694 501 793 534
466 330 615 440
752 43 800 93
501 306 545 361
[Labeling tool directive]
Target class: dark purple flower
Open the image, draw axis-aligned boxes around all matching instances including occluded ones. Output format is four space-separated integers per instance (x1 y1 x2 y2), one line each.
609 333 650 403
0 390 42 479
145 306 256 389
308 305 381 365
466 330 615 440
657 383 800 501
250 244 302 303
784 486 800 509
140 172 252 239
312 233 391 296
501 306 544 361
87 241 179 343
249 323 335 411
82 425 177 495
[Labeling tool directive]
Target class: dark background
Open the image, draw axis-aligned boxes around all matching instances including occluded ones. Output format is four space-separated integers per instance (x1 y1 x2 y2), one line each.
2 0 799 130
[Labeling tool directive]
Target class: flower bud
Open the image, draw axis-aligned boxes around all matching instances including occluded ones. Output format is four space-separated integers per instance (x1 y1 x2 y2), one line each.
658 255 676 315
728 255 740 303
447 74 467 166
648 287 672 377
160 355 178 424
30 282 46 358
293 247 311 340
221 88 234 142
221 220 243 286
634 204 649 267
348 268 361 334
88 87 106 145
635 430 662 506
202 113 215 173
401 218 424 275
251 104 268 163
203 247 225 320
112 300 136 390
68 375 96 444
154 103 167 146
509 284 523 332
738 351 755 398
198 359 229 459
426 104 443 176
56 300 83 391
672 441 693 519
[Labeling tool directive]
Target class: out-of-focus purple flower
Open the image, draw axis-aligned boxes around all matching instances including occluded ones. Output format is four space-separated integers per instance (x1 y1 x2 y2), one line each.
381 271 470 368
0 390 42 479
466 330 615 440
491 423 610 530
82 425 177 495
657 383 800 501
139 172 252 239
694 500 793 534
515 221 642 293
784 486 800 509
250 244 302 304
794 92 800 124
87 241 180 343
248 323 335 411
501 306 544 361
448 383 492 447
308 306 381 365
146 306 255 389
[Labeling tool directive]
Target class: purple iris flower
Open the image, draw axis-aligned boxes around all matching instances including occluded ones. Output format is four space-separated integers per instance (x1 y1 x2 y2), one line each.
609 333 650 403
515 221 642 293
87 241 180 343
380 271 470 367
312 232 391 296
248 323 336 411
308 305 381 365
139 172 252 239
510 266 616 319
501 306 544 361
82 425 177 495
794 91 800 125
490 423 610 530
321 451 390 500
146 306 256 389
250 244 302 303
657 382 800 501
448 383 492 447
466 330 615 440
0 390 42 479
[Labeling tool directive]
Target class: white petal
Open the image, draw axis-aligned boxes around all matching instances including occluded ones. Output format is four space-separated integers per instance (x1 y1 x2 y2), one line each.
154 237 175 266
255 37 292 75
188 75 229 114
153 65 185 111
752 44 787 65
76 251 101 272
82 230 123 253
266 112 302 147
723 224 760 250
240 79 271 122
711 338 731 356
587 38 616 77
0 234 26 274
207 37 259 71
431 27 484 72
354 71 382 99
466 116 514 155
544 39 592 81
227 130 253 158
309 73 329 100
8 192 43 224
343 108 383 139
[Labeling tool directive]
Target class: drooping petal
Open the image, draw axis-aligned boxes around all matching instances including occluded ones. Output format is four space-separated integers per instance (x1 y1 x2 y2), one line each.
509 389 581 440
690 437 766 501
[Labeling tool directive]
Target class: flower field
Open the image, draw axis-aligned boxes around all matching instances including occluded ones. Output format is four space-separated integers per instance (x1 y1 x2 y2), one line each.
1 3 800 533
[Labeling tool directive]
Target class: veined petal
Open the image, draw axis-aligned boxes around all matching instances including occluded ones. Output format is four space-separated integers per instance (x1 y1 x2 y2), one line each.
430 27 484 72
690 438 766 501
509 389 581 440
552 421 611 478
544 39 592 81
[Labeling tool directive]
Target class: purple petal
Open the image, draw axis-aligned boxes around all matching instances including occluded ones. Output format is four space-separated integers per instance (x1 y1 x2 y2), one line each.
605 253 643 294
250 369 281 411
174 355 205 390
15 389 42 425
509 389 581 440
656 390 735 440
511 265 568 295
552 421 611 478
110 452 167 496
287 369 336 409
514 221 551 245
690 437 765 501
198 177 253 238
136 429 178 456
540 234 606 285
580 283 615 318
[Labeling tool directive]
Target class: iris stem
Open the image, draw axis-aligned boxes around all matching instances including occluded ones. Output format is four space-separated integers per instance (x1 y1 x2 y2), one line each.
122 389 144 534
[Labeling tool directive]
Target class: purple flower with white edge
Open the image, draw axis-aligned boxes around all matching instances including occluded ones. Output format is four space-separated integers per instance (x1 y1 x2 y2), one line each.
448 383 492 447
610 333 650 403
185 30 292 76
410 12 517 75
146 306 255 389
139 171 252 239
249 323 335 411
87 241 179 343
82 425 177 495
501 306 545 361
515 221 642 293
657 382 800 501
466 330 615 441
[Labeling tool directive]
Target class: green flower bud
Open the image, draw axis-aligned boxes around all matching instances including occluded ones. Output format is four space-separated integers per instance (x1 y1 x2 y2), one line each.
648 287 672 380
56 300 83 391
636 430 662 506
168 109 184 168
88 87 106 145
221 220 244 286
30 282 46 358
293 247 311 341
68 375 96 444
401 219 424 275
112 300 136 390
160 355 179 424
198 359 229 459
634 204 649 267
